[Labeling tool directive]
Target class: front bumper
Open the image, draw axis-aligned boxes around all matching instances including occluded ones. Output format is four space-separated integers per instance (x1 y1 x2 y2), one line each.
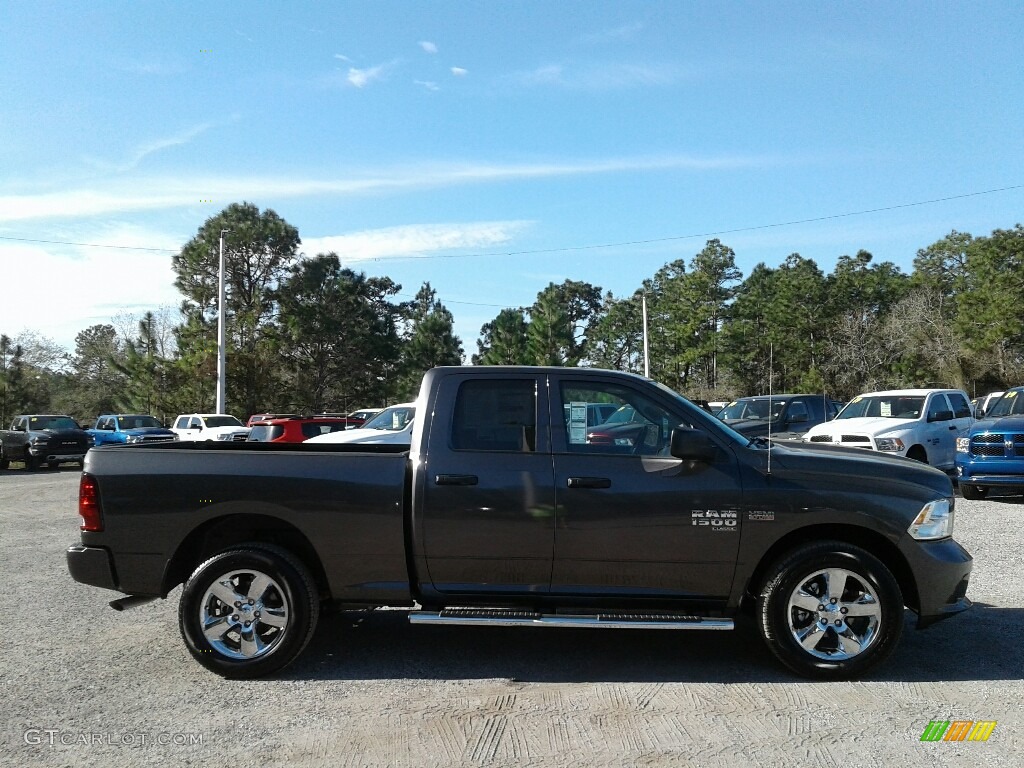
899 536 972 628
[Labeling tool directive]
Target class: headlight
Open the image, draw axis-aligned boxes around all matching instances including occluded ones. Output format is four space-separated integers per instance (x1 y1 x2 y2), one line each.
908 498 955 540
126 435 143 444
85 434 96 446
216 433 231 441
614 438 634 447
30 435 49 445
956 437 970 453
876 437 905 452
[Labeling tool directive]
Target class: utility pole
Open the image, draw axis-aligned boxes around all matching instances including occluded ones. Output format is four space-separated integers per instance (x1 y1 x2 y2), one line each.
641 293 650 378
216 229 230 413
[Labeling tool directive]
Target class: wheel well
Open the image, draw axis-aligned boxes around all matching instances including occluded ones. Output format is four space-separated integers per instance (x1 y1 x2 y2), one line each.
740 524 919 614
163 514 331 602
906 444 928 462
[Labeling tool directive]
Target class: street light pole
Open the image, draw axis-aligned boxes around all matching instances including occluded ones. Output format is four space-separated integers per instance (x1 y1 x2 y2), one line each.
216 229 229 414
641 293 650 378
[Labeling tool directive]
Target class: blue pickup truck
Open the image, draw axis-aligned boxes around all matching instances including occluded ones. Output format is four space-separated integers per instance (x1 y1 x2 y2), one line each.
86 414 177 446
956 386 1024 499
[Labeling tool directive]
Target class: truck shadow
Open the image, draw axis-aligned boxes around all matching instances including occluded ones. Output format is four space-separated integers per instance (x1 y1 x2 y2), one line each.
287 603 1022 684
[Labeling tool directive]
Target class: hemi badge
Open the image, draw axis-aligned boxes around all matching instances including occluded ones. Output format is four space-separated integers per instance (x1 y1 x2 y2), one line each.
748 510 774 521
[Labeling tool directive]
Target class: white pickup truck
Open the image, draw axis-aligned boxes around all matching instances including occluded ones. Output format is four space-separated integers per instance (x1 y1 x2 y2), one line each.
802 388 974 470
170 414 251 442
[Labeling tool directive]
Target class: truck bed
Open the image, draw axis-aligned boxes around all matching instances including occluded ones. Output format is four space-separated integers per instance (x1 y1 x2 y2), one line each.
80 441 412 603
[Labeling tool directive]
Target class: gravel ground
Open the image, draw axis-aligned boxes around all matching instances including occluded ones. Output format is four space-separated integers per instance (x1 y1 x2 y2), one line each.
1 467 1021 767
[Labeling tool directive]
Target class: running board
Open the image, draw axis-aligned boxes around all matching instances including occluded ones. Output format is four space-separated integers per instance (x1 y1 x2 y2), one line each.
409 608 733 630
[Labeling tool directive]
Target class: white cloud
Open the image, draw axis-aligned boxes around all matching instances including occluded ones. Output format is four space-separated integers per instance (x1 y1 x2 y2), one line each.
347 63 389 88
0 224 182 352
84 123 216 173
302 220 532 262
420 41 438 54
0 154 780 223
577 22 645 45
415 80 440 92
450 66 468 76
514 62 685 90
333 53 352 62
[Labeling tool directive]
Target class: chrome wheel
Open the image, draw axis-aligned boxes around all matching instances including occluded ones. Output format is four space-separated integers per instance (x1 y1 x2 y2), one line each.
786 567 881 661
199 569 290 660
758 541 903 679
179 545 318 677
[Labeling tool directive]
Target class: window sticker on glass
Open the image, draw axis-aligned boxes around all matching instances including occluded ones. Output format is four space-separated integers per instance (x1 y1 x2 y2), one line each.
568 401 588 444
880 402 892 417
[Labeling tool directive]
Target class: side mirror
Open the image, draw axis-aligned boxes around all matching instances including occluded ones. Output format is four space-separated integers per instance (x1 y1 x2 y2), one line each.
789 413 808 424
928 410 954 423
13 424 25 432
670 427 718 462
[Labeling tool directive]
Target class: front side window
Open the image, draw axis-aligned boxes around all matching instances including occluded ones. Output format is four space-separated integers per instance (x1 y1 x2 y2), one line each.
452 379 536 452
558 381 681 456
927 394 951 420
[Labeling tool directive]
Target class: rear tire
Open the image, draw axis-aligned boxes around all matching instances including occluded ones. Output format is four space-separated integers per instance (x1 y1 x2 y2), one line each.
179 544 319 679
758 541 903 680
960 484 988 500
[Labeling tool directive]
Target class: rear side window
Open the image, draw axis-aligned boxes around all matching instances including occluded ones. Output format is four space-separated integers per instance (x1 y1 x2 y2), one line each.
452 379 536 452
947 392 972 419
248 425 284 441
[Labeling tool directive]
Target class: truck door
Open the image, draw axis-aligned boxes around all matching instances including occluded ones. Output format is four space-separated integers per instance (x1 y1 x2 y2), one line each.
415 374 556 596
549 373 743 601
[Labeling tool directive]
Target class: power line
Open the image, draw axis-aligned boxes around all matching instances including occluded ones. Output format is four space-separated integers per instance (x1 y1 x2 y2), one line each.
0 235 176 252
1 182 1020 259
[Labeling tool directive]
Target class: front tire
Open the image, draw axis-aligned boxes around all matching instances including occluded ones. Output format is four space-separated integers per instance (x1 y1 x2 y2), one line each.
758 541 903 680
179 544 319 679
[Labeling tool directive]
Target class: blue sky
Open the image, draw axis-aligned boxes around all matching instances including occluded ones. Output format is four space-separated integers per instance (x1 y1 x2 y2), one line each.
2 1 1022 358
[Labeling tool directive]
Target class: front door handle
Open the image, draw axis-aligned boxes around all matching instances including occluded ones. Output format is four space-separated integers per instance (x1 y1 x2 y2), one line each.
567 476 611 489
435 474 479 486
949 426 958 431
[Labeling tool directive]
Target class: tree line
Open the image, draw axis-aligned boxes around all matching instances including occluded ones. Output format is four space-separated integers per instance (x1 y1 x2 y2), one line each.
2 202 1022 425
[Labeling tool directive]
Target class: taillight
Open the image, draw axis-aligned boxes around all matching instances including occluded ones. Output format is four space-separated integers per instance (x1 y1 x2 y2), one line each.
79 473 103 532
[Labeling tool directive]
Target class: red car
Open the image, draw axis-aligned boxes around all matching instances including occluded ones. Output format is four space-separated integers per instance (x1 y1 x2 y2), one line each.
246 417 353 443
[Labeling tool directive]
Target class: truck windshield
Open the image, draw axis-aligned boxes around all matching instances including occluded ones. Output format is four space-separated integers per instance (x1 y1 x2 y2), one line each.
201 416 244 428
362 406 415 431
986 389 1024 417
120 416 162 429
29 416 79 430
718 399 785 421
836 396 925 419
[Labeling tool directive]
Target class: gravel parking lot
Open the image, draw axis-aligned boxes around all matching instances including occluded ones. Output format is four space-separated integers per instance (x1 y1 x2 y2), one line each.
2 468 1021 767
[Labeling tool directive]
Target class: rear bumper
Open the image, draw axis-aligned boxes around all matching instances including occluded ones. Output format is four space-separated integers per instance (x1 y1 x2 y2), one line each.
66 545 118 591
899 536 972 628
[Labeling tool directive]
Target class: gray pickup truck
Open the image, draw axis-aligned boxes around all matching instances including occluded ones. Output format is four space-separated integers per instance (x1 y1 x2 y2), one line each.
1 414 93 470
67 366 972 680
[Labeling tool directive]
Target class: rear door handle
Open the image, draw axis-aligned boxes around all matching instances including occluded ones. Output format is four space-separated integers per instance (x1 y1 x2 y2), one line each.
567 476 611 489
435 474 479 486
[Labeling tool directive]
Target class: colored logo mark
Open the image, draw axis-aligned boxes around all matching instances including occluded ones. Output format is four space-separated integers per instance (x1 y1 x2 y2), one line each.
920 720 997 742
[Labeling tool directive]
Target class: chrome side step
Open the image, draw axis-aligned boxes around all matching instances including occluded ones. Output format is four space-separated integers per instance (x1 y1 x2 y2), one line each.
409 608 733 630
